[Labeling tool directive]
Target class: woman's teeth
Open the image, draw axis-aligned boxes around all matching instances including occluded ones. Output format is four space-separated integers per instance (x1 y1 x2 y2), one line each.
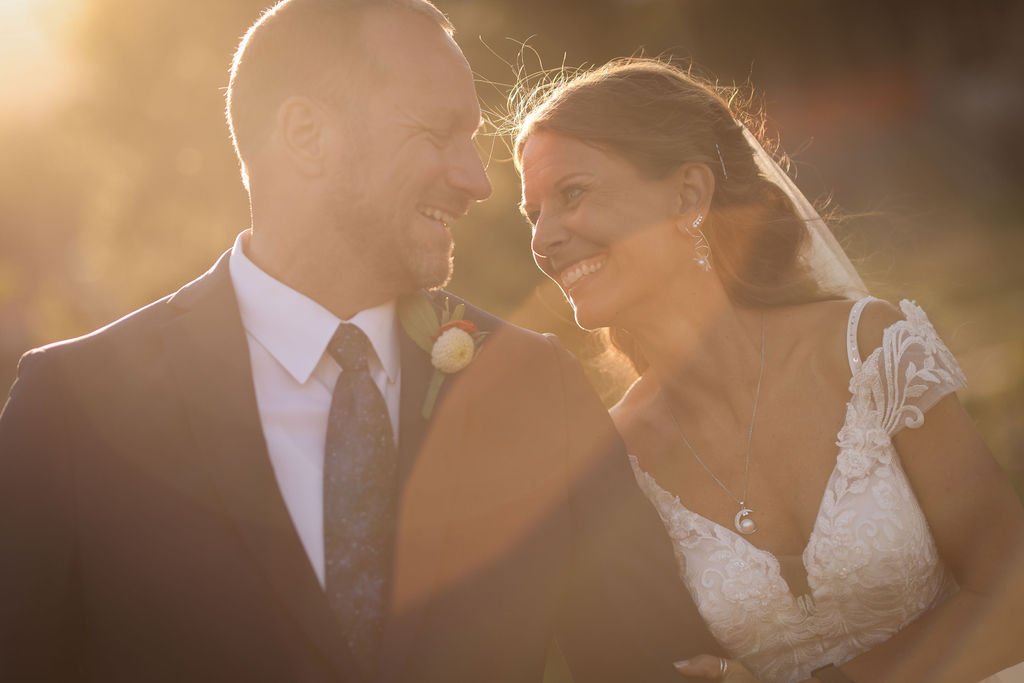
560 258 606 288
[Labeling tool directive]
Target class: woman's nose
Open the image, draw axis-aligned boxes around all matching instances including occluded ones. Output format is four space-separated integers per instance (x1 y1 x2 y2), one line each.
530 211 573 283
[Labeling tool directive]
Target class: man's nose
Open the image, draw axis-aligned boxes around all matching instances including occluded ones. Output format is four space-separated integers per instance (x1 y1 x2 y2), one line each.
449 141 492 201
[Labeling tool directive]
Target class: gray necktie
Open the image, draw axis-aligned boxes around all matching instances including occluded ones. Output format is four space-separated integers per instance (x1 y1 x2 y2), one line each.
323 323 397 668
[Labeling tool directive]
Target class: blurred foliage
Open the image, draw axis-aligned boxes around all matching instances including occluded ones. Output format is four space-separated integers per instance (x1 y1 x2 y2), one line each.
1 0 1021 521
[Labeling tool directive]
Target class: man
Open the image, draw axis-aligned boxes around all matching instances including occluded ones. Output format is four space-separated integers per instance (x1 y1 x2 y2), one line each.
0 1 718 681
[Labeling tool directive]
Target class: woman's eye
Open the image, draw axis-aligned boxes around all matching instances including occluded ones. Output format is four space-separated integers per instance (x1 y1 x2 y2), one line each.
561 185 585 203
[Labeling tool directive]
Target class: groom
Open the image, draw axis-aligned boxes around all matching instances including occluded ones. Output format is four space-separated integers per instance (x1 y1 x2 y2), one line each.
0 1 718 681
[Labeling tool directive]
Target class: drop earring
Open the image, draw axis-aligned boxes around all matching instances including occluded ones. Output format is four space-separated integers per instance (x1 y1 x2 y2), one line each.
686 214 712 271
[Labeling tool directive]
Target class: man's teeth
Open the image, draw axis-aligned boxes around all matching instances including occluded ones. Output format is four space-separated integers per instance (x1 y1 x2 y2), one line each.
419 206 456 225
561 259 605 288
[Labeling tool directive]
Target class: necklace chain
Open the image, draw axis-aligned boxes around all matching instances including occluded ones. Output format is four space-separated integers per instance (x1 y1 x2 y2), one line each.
664 317 766 514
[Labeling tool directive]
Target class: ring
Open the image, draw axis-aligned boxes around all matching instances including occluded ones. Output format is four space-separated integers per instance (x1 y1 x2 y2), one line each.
719 657 729 677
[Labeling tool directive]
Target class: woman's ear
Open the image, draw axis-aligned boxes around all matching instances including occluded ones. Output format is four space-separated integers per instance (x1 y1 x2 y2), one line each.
275 95 327 176
673 161 716 223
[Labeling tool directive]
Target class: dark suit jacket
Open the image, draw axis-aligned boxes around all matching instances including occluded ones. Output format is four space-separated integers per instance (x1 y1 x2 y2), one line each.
0 253 720 682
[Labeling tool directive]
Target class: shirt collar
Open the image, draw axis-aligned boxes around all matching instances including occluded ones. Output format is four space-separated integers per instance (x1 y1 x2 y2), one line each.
228 230 400 385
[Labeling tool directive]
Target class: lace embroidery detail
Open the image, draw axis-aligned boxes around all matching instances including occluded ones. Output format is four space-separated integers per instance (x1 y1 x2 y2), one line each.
630 300 965 683
849 300 967 435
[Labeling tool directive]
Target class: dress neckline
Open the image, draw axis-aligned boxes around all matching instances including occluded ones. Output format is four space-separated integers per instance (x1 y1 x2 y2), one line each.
629 296 881 601
630 454 828 602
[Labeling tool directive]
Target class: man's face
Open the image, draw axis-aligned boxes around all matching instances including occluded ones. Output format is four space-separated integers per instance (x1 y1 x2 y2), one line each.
322 9 492 294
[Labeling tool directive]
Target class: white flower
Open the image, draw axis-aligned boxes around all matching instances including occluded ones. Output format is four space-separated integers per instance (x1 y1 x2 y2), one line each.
838 424 891 455
814 534 868 581
431 327 476 374
872 478 899 510
836 447 873 480
836 423 892 481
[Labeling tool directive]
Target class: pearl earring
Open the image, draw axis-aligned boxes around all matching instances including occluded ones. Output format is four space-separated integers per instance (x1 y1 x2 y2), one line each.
686 214 712 271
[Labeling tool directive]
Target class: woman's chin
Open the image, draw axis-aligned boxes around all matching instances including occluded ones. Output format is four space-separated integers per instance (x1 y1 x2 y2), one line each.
571 300 616 332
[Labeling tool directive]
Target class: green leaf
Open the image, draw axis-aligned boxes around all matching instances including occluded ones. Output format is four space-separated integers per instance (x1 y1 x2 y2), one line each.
398 292 440 354
452 302 465 322
421 369 446 419
440 297 452 325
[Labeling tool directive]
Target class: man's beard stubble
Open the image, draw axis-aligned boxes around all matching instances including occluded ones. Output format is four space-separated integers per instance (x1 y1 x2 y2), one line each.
396 223 454 292
329 185 454 296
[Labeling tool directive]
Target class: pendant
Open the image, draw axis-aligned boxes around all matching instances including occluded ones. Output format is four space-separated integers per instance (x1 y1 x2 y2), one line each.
734 505 757 535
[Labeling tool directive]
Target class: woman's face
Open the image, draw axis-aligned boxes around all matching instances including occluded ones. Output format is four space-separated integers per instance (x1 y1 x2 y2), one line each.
520 130 690 330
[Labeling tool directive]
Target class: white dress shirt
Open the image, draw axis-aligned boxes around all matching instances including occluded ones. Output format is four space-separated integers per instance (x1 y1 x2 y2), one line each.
228 231 401 587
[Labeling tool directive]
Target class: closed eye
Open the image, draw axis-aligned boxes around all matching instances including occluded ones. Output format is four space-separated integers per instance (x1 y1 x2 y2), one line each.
426 127 453 147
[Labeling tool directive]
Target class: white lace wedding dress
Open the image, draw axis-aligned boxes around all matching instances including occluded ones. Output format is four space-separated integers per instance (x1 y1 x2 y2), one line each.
630 298 1003 683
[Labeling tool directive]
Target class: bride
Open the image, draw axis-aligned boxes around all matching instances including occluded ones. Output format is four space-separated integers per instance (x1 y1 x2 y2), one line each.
513 58 1024 682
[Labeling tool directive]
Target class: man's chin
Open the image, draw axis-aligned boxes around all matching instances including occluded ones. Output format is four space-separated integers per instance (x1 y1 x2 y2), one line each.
407 252 453 292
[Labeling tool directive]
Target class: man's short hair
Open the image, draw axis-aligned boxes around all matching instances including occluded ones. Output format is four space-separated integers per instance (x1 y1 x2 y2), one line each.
225 0 453 190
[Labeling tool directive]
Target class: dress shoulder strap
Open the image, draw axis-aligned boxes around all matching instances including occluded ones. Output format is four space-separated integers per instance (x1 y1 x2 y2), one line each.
846 296 879 376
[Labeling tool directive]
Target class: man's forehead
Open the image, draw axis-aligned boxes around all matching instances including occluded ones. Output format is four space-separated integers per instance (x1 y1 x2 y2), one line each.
359 6 468 72
344 7 479 126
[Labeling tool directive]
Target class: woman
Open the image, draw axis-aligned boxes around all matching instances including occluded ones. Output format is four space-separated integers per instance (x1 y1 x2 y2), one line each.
513 59 1024 683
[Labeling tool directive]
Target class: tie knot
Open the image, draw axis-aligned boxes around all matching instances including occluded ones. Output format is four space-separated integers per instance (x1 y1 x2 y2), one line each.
328 323 372 372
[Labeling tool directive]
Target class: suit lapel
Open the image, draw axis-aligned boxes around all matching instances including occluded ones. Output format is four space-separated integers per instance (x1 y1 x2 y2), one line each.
380 294 470 681
394 290 471 488
395 327 432 490
161 255 363 681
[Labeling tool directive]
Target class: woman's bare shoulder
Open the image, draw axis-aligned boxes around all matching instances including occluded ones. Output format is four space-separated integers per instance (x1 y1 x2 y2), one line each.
855 298 904 358
767 298 882 388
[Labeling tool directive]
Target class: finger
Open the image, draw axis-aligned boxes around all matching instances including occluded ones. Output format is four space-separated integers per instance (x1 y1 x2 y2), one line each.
674 654 726 679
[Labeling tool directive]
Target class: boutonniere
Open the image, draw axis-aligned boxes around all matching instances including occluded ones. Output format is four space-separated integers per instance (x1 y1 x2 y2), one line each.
398 292 488 419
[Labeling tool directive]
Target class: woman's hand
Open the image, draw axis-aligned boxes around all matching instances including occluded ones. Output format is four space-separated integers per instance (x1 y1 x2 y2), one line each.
674 654 762 681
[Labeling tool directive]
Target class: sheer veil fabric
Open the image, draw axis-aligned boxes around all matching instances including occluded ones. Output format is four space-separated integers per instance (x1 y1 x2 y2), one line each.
740 126 868 301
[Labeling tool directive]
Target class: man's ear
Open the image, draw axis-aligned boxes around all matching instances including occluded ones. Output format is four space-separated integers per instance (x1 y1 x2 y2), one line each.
673 161 716 220
276 95 327 176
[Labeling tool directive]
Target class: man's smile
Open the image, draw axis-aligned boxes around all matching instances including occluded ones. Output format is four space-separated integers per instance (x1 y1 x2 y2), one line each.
416 204 461 228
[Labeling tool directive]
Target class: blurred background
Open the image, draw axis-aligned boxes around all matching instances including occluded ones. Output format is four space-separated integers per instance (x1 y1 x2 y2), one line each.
1 0 1021 486
1 1 1022 679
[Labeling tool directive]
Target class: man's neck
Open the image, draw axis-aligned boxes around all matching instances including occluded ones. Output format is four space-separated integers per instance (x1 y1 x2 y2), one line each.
243 228 401 320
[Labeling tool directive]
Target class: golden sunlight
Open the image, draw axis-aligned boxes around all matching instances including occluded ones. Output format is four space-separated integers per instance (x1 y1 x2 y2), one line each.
0 0 81 122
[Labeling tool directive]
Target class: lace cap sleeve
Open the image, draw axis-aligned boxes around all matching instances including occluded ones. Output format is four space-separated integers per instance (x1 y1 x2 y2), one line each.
857 300 968 436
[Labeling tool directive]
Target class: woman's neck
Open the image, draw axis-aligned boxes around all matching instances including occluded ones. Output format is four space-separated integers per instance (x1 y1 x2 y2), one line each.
621 279 767 420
